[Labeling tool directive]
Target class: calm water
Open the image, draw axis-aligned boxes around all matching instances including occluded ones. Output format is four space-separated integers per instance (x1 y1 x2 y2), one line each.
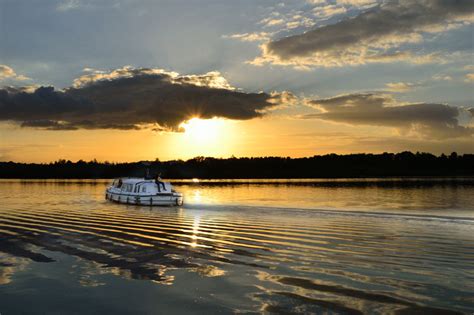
0 179 473 314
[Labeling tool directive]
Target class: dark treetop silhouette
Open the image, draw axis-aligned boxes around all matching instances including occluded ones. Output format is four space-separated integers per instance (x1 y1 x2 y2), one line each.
0 152 473 179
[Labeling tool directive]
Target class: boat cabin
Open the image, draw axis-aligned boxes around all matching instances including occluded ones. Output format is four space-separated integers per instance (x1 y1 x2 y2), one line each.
111 178 173 195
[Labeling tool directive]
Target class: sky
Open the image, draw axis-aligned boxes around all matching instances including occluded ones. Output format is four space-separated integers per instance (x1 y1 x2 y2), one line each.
0 0 473 162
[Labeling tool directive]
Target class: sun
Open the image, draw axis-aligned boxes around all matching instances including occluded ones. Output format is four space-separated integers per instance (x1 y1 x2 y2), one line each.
179 117 224 142
170 117 236 158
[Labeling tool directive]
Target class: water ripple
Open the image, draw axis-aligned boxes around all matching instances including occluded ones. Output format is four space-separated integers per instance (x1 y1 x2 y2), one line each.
1 180 473 314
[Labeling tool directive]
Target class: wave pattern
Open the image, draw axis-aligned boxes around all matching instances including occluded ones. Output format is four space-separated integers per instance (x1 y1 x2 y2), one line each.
0 180 473 314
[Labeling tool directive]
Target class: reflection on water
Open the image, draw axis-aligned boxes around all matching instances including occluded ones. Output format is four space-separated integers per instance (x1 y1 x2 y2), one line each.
0 179 473 314
175 178 474 216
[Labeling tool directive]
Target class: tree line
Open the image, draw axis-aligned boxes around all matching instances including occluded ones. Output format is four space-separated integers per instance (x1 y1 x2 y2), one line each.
0 152 473 179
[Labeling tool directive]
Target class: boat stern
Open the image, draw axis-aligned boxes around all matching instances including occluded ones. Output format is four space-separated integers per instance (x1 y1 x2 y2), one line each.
174 192 184 206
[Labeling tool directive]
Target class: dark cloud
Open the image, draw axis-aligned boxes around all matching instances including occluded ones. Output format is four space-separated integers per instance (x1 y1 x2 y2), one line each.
0 67 283 131
254 0 474 67
19 119 141 131
20 119 78 130
305 93 474 138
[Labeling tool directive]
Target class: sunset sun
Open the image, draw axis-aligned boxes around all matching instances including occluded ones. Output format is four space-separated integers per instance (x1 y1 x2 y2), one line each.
180 117 225 142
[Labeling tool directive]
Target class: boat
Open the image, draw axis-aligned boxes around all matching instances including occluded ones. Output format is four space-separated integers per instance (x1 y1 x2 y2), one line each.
105 177 184 206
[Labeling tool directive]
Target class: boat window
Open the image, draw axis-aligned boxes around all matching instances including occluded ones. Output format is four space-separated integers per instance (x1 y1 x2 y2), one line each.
142 186 147 193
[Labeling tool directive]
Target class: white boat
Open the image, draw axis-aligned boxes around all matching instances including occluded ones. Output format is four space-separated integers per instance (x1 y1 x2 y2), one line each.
105 177 184 206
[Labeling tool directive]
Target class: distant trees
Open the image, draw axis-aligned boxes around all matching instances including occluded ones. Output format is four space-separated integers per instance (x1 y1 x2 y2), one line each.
0 151 473 179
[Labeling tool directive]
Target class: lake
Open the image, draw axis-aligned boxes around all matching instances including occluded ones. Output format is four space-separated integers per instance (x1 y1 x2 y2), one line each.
0 179 473 314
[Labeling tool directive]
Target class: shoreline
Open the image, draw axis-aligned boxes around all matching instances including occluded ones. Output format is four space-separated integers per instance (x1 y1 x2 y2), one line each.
2 176 474 186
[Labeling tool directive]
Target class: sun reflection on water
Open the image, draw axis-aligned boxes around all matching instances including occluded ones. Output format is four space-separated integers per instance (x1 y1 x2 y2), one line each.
190 215 201 248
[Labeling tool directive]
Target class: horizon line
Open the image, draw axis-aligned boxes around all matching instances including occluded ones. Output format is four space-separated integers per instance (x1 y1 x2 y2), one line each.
1 151 471 165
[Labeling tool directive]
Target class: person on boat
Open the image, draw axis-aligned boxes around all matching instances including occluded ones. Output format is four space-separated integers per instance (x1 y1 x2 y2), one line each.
155 174 166 192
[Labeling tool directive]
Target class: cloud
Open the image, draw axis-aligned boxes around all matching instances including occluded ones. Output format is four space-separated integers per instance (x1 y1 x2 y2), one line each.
0 66 16 79
432 74 452 81
20 119 82 130
305 93 474 139
286 16 315 29
337 0 376 5
262 18 285 27
385 82 417 92
464 73 474 83
0 65 30 81
222 32 272 42
56 0 81 11
259 9 316 31
56 0 119 11
313 5 347 19
0 67 287 131
468 108 474 117
252 0 474 68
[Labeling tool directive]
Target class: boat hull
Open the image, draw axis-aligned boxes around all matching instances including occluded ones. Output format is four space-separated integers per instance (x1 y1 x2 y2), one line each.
105 189 183 206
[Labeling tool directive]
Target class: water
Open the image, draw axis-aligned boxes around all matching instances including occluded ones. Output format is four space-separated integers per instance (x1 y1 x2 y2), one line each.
0 179 473 314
